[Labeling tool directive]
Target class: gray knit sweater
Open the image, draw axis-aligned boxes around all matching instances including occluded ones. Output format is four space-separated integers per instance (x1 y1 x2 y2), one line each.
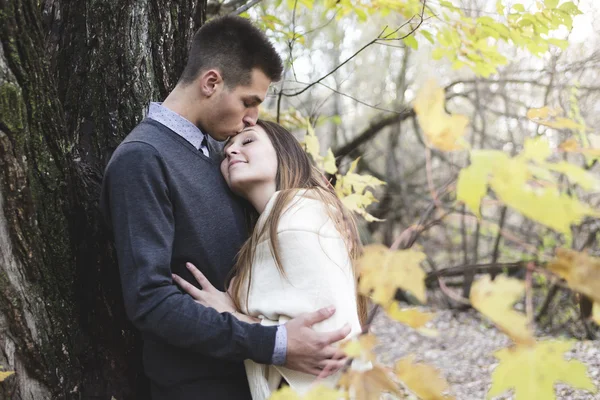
100 119 276 388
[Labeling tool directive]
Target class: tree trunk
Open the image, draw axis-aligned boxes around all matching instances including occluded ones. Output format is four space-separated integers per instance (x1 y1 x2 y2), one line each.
0 0 206 398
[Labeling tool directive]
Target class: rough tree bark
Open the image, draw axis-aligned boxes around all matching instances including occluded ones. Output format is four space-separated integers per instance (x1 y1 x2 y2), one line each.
0 0 206 398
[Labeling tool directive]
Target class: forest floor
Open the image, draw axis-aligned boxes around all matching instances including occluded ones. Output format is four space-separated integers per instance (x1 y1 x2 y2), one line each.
373 306 600 400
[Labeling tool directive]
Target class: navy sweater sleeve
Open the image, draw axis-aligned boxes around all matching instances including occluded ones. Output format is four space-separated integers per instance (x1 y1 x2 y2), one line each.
101 141 276 364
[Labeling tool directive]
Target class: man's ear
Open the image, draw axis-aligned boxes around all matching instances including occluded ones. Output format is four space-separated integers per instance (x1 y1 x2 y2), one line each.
198 69 223 97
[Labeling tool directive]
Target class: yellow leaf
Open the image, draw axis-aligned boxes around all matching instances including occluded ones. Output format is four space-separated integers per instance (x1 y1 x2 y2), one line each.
526 106 585 130
559 135 600 156
339 364 402 400
470 275 534 345
544 161 600 191
358 244 427 305
269 384 345 400
304 132 321 162
340 192 383 222
303 385 345 400
385 303 437 335
519 136 551 162
323 148 338 174
456 162 490 218
269 386 301 400
491 177 598 236
593 302 600 326
526 106 554 119
0 370 14 382
414 80 470 151
547 249 600 304
488 341 597 400
396 355 454 400
341 333 378 361
559 137 579 151
456 150 509 217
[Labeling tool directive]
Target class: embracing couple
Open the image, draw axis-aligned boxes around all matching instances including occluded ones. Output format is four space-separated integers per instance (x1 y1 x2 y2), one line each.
101 15 366 400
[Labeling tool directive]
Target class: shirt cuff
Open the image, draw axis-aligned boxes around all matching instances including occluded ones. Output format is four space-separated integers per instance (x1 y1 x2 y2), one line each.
271 324 287 366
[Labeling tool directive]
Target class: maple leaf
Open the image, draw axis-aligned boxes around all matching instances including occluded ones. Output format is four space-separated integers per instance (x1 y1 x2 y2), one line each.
385 303 438 336
456 150 507 217
414 80 469 151
396 354 454 400
341 192 383 222
339 364 403 400
547 249 600 304
323 148 338 174
526 106 585 130
341 333 378 362
303 122 321 159
358 244 427 305
488 341 597 400
559 137 580 152
558 135 600 156
336 159 386 195
518 136 552 163
335 158 385 222
491 172 599 235
269 384 345 400
0 370 14 382
544 161 600 191
470 275 534 345
457 140 599 234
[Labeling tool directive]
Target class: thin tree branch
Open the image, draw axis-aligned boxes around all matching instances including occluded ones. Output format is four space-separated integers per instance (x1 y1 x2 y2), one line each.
231 0 262 15
282 1 427 97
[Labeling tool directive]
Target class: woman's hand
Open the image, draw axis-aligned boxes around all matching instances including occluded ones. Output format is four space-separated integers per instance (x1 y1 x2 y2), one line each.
172 262 236 314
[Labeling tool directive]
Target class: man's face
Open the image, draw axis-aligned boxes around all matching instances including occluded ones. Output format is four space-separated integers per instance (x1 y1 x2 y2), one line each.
203 68 271 141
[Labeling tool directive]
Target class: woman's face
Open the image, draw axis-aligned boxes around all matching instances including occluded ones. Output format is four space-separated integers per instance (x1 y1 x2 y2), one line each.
221 125 278 194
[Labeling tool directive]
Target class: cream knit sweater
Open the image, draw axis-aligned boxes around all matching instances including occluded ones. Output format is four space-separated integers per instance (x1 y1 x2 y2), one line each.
240 190 363 400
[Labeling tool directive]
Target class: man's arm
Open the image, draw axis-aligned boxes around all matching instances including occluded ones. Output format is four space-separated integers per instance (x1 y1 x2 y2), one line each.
100 141 276 363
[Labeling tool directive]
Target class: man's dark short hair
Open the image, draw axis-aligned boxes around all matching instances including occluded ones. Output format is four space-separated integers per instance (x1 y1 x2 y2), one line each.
180 15 283 88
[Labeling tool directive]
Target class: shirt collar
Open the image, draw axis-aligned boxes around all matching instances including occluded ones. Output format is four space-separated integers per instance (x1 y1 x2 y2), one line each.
147 102 206 151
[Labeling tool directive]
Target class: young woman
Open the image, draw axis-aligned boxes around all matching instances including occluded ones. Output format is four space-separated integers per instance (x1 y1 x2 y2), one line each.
173 120 367 399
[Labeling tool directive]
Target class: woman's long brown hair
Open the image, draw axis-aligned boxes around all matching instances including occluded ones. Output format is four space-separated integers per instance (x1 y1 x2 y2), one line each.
227 120 368 325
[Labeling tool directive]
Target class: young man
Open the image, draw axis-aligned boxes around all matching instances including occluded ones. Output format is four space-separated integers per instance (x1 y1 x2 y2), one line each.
100 15 350 399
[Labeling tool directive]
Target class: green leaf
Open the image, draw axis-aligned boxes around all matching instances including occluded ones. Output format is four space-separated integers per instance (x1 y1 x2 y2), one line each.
548 38 569 50
496 0 504 15
403 35 418 50
432 48 445 60
439 0 456 10
354 6 368 22
420 29 434 44
544 0 559 8
559 1 583 15
512 3 526 12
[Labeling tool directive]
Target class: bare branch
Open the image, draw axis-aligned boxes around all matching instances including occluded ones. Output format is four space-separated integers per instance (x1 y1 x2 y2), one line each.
231 0 262 15
282 1 427 97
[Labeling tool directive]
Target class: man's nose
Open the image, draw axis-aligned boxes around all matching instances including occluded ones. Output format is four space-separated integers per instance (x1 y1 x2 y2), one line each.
242 108 259 127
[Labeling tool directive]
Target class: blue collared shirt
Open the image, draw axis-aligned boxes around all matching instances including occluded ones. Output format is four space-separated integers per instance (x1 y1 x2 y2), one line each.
147 102 287 366
147 102 209 157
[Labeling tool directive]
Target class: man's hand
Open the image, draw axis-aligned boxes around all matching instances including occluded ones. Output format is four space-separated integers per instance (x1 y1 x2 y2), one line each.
172 262 236 314
284 306 351 377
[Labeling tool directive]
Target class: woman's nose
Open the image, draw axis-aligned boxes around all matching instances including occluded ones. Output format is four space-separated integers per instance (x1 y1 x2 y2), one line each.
225 145 239 156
